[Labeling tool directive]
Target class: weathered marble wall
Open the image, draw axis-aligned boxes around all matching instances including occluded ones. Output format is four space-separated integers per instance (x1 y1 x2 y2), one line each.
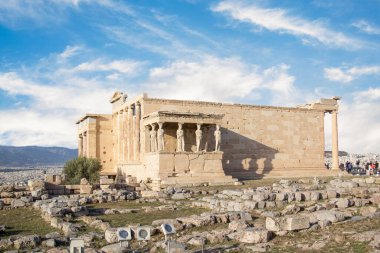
141 98 325 179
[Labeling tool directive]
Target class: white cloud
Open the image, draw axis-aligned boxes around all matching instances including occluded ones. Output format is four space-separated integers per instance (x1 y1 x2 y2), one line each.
72 59 142 74
59 45 82 59
145 56 296 104
324 68 354 83
322 88 380 154
324 65 380 83
0 45 144 147
352 20 380 35
212 0 362 49
0 0 132 28
0 109 76 147
339 90 380 154
0 72 113 112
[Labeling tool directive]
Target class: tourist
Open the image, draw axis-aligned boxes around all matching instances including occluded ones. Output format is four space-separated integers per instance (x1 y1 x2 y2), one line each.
347 162 353 173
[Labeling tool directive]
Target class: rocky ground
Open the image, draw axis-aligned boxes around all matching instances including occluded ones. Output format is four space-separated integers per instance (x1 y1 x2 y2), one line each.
0 167 63 185
1 176 380 252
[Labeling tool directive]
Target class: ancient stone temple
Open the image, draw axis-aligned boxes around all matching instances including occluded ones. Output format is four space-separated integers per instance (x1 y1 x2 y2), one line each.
76 92 340 184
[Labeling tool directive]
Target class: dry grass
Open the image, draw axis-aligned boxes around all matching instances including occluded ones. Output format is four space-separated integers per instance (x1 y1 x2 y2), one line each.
92 207 209 227
0 207 59 238
267 216 380 253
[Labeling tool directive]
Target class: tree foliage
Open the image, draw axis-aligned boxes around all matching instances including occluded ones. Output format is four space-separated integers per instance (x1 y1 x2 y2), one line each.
63 157 101 184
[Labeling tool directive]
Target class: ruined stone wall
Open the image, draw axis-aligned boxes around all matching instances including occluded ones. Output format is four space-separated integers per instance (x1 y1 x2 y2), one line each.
95 115 114 174
141 98 325 179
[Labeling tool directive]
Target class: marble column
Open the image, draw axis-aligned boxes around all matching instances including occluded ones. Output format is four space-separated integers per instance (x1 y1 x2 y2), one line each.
78 134 83 156
134 103 141 160
331 110 339 170
83 132 87 157
128 104 134 160
122 107 128 161
122 109 127 161
117 111 122 161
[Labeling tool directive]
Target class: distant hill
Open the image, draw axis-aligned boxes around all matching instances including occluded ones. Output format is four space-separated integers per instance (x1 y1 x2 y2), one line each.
0 146 78 167
324 151 349 157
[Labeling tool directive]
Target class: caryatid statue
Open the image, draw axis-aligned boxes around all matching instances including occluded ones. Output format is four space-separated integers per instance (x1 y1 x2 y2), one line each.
157 122 165 151
176 123 185 152
150 124 158 152
214 124 221 152
195 123 202 152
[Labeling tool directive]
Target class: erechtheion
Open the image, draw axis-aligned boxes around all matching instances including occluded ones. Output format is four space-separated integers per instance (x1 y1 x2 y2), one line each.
76 92 340 185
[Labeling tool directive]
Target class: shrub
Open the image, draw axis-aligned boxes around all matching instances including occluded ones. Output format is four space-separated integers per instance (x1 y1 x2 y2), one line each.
63 157 101 185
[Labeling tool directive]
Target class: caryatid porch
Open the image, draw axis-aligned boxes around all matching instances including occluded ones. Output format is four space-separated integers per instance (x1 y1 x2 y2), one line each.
142 111 236 184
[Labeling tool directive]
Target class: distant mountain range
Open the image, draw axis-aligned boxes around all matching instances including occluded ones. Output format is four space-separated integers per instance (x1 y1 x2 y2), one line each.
0 146 78 167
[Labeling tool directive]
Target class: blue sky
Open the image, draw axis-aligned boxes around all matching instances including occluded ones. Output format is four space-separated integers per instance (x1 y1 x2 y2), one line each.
0 0 379 153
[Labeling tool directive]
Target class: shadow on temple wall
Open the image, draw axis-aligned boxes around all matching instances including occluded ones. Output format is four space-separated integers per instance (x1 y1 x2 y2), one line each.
220 128 278 180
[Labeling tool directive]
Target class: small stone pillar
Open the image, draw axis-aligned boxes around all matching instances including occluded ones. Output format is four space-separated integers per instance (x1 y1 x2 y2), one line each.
157 122 165 151
331 110 339 170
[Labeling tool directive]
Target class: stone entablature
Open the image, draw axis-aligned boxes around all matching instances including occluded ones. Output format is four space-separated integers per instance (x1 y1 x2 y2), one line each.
143 111 224 125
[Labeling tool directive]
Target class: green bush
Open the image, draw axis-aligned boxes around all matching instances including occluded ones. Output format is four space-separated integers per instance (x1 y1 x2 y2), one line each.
63 157 101 185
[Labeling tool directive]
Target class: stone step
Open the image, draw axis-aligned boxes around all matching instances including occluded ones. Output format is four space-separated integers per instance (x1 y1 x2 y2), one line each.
229 168 337 180
161 174 238 186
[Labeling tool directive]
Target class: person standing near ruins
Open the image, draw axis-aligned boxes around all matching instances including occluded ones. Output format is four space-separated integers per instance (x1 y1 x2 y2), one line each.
177 123 185 152
195 123 202 152
214 124 221 151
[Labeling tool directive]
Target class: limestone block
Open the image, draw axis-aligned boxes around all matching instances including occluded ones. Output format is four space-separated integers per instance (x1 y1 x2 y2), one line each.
101 243 127 253
11 199 26 208
371 193 380 204
310 191 321 201
335 198 352 208
80 185 93 195
275 193 288 201
159 153 175 173
238 228 272 244
14 235 41 249
188 154 205 172
204 159 224 173
266 215 310 231
99 178 114 185
360 206 377 216
252 192 269 202
80 178 89 185
176 215 214 227
294 192 304 202
141 191 167 198
326 190 338 199
310 210 345 223
174 154 189 173
28 179 45 191
105 228 118 243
